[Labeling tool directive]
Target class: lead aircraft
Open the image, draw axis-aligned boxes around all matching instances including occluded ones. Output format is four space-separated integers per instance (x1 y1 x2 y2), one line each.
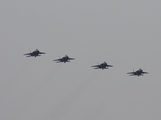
53 55 75 63
24 49 45 57
127 68 148 76
91 62 113 69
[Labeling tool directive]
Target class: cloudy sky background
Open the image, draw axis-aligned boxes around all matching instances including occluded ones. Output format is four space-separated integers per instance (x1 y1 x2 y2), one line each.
0 1 161 120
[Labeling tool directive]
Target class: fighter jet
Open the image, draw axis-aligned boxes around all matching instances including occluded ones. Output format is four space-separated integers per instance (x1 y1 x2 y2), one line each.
91 61 113 69
24 49 45 57
127 68 148 76
53 55 75 63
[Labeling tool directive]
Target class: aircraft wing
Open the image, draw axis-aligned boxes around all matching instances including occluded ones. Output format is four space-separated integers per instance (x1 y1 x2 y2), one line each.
129 74 134 76
91 65 99 67
94 67 100 69
127 72 134 74
39 52 45 54
53 59 61 61
107 65 113 67
55 61 62 63
24 53 31 55
26 55 32 57
69 58 75 60
142 72 148 74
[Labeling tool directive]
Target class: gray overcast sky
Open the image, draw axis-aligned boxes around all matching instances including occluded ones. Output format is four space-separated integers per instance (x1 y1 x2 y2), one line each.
0 0 161 120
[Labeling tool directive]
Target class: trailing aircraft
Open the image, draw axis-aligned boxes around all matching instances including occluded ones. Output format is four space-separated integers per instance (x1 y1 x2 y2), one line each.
91 62 113 69
127 68 148 76
24 49 45 57
53 55 75 63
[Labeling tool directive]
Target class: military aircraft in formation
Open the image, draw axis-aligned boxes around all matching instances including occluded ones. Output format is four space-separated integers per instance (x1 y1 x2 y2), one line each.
24 49 46 57
53 55 75 63
24 49 149 76
91 61 113 69
127 68 148 76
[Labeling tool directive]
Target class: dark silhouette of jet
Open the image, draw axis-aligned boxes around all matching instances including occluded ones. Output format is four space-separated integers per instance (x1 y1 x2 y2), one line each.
24 49 45 57
91 62 113 69
53 55 75 63
127 68 148 76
